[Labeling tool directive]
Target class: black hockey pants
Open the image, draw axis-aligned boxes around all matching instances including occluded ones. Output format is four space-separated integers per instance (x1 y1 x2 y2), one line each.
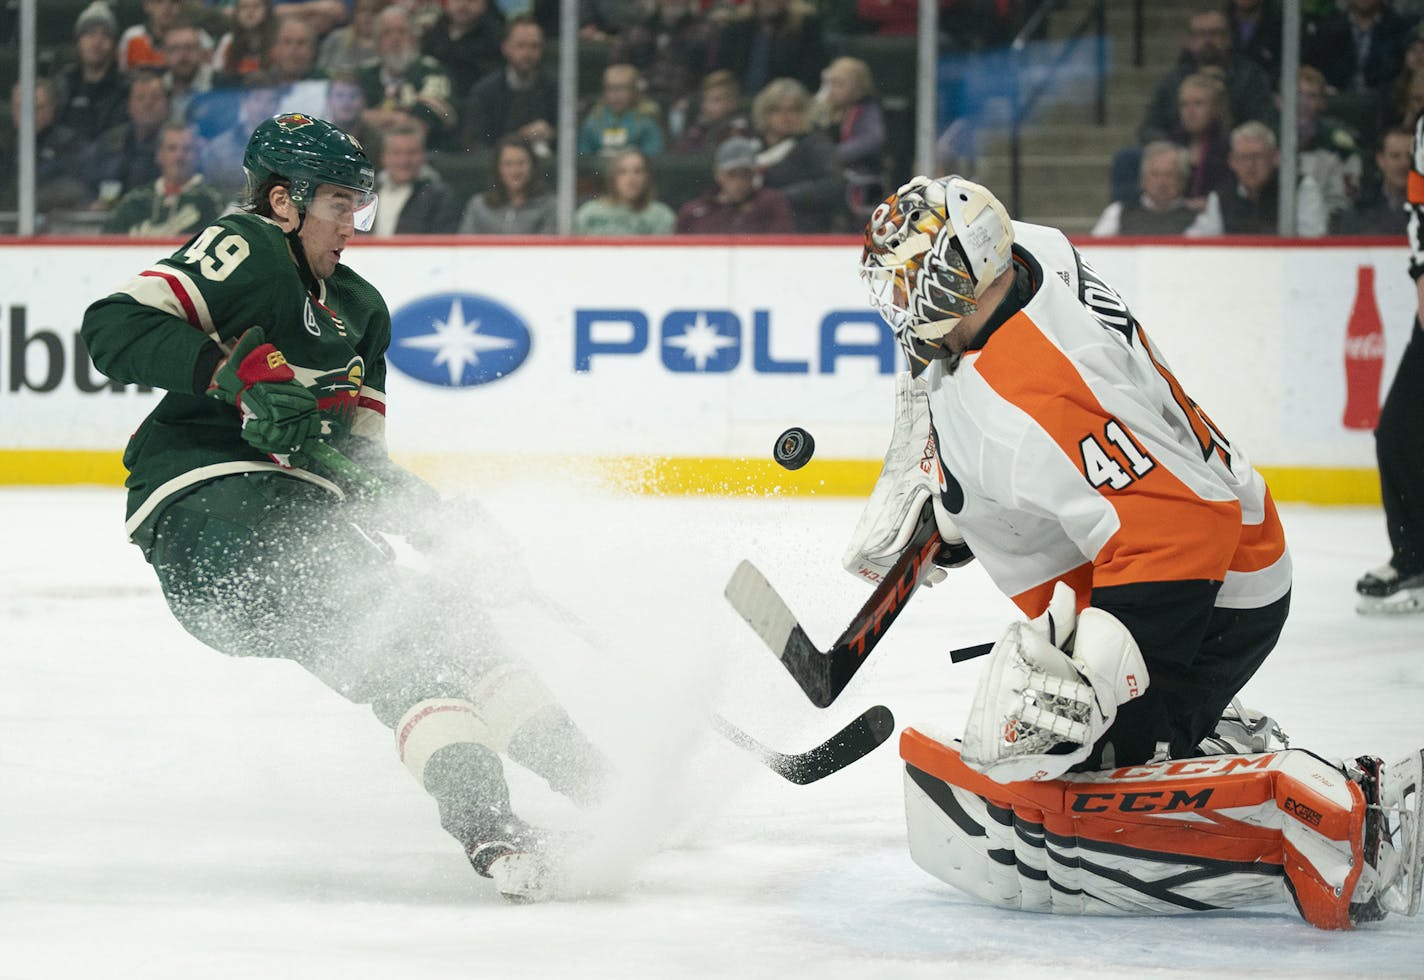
1376 319 1424 578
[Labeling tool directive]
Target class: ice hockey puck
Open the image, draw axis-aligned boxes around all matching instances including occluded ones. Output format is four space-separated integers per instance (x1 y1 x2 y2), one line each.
773 427 815 470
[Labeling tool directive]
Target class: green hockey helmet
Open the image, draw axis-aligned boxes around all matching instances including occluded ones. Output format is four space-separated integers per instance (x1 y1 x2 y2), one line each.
243 112 378 230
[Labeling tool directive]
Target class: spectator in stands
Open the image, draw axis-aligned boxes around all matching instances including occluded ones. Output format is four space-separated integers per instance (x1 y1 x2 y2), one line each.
458 135 555 233
675 135 796 234
1172 72 1234 209
813 55 884 223
325 70 380 148
200 83 279 196
163 24 217 124
578 64 666 158
1227 0 1283 82
93 72 172 209
1398 66 1424 127
852 0 918 36
1336 125 1413 233
1296 65 1364 218
1218 120 1328 235
422 0 507 101
119 0 185 73
103 122 226 235
1091 141 1222 236
371 124 459 234
271 0 349 36
574 147 676 234
1304 0 1413 104
1 78 90 214
216 0 278 84
56 2 130 142
752 77 843 233
712 0 827 95
267 16 325 86
318 0 385 74
461 16 558 157
610 0 716 139
358 6 458 144
580 0 657 42
1386 25 1424 126
1139 8 1274 145
672 69 751 154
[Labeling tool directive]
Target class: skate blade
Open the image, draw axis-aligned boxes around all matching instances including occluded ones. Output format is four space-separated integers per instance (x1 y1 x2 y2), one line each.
1356 589 1424 616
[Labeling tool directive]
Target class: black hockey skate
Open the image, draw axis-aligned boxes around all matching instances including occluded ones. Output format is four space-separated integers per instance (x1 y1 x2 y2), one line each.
1350 750 1423 923
1355 563 1424 615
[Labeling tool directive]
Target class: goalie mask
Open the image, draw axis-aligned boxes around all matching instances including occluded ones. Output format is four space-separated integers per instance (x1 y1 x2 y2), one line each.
861 175 1013 365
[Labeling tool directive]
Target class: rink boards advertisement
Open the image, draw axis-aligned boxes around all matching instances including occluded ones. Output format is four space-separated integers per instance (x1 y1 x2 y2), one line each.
0 237 1414 501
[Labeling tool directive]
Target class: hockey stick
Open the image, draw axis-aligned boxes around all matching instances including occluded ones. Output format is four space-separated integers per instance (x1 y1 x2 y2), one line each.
709 704 895 785
306 441 891 783
724 500 943 708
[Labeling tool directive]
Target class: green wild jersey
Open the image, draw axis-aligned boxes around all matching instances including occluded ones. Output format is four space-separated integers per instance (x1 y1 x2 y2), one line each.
103 175 229 237
82 211 393 553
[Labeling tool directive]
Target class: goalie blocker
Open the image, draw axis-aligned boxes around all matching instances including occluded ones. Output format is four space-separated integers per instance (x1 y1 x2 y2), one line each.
900 729 1423 930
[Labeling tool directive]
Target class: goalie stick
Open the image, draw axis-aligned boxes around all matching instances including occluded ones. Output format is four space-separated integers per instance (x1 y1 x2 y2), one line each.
305 441 889 783
724 501 943 708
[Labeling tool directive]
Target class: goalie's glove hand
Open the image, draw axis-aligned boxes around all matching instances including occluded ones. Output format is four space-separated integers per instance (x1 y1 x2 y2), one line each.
207 327 321 457
843 371 971 588
961 581 1149 782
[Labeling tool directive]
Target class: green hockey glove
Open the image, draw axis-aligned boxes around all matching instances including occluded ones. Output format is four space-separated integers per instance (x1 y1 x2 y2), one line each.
207 327 321 456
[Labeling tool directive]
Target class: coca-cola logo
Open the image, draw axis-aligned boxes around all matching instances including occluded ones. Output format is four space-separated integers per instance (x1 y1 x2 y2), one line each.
1344 333 1386 360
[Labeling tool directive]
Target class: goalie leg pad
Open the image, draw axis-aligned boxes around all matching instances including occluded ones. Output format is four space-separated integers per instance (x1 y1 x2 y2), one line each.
902 728 1376 929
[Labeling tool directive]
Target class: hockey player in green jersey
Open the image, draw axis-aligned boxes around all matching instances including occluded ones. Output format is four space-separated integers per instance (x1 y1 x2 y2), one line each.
81 113 607 901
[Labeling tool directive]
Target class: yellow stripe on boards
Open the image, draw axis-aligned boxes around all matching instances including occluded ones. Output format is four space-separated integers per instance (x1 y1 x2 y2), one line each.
0 451 1385 505
0 451 128 486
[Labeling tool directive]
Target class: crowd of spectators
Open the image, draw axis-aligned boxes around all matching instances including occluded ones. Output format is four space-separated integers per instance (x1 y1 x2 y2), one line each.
1096 1 1424 238
5 0 1030 236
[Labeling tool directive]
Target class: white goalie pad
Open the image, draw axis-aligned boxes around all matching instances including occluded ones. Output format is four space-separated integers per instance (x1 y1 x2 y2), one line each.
901 730 1383 929
842 371 967 588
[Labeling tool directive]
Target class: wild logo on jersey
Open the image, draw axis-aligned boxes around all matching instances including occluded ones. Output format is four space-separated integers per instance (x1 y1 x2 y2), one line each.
310 358 363 434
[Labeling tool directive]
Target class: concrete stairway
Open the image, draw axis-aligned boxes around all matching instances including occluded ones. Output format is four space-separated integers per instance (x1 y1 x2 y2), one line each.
969 1 1197 233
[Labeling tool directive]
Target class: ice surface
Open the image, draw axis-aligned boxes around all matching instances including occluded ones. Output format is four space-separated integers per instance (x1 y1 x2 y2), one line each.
3 486 1422 979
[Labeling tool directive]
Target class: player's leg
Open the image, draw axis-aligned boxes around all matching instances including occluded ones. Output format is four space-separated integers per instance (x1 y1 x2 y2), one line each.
1164 591 1290 757
146 473 602 898
1066 593 1290 771
1359 320 1424 613
901 730 1423 929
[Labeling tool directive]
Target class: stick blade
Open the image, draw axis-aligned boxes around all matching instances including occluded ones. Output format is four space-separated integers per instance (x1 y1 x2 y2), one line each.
724 560 797 653
775 705 897 785
724 560 837 707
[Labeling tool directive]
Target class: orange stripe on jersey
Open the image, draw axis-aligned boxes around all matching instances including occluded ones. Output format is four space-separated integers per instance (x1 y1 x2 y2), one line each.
1230 487 1287 574
974 314 1240 588
1011 562 1092 618
1409 169 1424 205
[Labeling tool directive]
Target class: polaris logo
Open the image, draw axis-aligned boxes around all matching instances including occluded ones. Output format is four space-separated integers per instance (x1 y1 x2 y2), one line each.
387 293 531 387
574 308 895 374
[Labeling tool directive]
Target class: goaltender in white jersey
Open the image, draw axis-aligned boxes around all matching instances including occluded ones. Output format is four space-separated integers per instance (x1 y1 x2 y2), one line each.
844 175 1421 929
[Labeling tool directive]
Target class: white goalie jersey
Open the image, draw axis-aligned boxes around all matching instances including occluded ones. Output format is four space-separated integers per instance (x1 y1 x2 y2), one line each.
919 221 1291 620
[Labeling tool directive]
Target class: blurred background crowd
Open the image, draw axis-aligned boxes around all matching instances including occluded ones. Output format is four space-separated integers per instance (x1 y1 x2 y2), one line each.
0 0 1418 238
